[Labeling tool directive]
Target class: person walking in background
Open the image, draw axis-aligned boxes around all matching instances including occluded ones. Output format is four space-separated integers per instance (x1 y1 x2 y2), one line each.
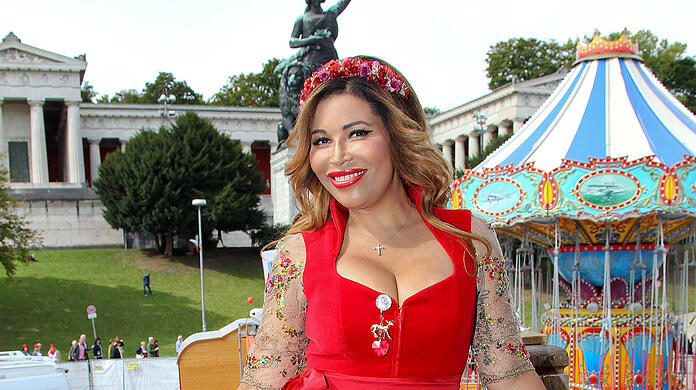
136 341 148 358
77 334 89 361
32 343 42 356
143 273 152 296
20 344 29 356
111 340 123 359
107 338 114 359
175 335 184 354
92 338 103 359
146 337 155 357
68 340 78 361
152 339 160 357
47 344 61 363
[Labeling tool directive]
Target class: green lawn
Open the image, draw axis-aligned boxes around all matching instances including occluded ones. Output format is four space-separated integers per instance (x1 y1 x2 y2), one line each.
0 248 266 358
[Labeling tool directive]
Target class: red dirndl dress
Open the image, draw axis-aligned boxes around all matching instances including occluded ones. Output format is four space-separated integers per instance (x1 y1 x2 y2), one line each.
282 186 477 389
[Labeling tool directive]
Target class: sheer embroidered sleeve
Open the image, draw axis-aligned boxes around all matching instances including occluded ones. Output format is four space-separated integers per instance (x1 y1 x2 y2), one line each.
470 216 535 384
240 234 309 389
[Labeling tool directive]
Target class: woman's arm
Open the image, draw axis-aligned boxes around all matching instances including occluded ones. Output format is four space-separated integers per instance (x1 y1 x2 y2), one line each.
470 216 545 390
238 234 309 390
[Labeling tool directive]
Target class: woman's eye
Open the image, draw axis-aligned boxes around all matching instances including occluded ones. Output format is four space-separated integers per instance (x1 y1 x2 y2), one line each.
349 129 372 138
311 137 330 146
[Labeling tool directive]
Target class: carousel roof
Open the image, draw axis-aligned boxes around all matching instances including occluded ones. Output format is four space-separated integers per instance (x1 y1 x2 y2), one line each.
451 34 696 244
478 37 696 171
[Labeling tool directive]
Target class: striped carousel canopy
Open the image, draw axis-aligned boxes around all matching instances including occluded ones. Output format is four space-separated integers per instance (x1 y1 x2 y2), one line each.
451 34 696 244
478 35 696 171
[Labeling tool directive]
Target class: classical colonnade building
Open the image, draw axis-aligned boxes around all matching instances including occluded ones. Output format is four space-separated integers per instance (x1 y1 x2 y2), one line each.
430 71 567 171
0 33 279 247
1 31 562 247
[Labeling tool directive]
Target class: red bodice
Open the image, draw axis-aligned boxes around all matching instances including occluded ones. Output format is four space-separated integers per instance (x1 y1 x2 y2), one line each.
285 186 477 389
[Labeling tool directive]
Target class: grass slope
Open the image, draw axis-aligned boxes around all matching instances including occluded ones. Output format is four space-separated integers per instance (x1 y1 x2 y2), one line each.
0 248 265 357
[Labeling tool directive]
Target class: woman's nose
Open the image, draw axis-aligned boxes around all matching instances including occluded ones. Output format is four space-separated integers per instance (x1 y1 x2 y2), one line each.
329 139 351 166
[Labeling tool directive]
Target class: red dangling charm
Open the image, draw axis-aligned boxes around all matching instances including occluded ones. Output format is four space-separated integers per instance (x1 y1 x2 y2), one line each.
370 294 394 357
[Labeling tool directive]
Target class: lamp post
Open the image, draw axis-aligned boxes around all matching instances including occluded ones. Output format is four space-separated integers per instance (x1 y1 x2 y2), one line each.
192 199 207 331
158 91 176 123
473 111 488 154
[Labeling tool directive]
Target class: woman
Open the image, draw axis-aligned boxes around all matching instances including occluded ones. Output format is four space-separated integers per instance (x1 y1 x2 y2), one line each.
47 344 61 363
68 340 77 361
239 57 544 389
20 344 30 356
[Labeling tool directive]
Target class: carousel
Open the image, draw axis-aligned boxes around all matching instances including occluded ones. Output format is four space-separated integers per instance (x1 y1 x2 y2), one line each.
452 33 696 389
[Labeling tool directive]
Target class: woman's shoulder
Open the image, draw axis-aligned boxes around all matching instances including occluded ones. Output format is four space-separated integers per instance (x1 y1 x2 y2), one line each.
276 233 307 264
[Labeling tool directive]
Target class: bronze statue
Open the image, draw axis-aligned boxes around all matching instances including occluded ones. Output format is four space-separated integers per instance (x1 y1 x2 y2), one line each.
276 0 351 149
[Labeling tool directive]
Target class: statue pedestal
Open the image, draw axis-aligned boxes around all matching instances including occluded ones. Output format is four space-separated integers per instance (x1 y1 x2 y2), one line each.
270 147 298 226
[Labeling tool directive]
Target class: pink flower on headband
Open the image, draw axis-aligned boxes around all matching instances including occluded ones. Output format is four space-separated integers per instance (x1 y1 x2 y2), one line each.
359 62 371 77
316 68 330 82
299 57 410 109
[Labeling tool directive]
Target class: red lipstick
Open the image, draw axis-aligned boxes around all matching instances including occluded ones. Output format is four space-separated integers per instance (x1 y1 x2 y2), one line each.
327 169 366 188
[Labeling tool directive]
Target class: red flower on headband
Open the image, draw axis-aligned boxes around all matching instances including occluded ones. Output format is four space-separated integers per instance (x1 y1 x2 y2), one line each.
299 57 410 109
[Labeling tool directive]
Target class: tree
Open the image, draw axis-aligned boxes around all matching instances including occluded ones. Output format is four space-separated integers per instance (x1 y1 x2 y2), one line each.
81 81 97 103
141 72 203 104
95 72 202 104
96 89 142 104
485 30 696 113
485 38 575 89
0 168 41 277
211 58 281 107
94 112 265 256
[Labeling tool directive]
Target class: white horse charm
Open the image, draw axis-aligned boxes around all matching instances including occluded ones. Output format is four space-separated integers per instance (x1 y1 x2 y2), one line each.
370 320 394 340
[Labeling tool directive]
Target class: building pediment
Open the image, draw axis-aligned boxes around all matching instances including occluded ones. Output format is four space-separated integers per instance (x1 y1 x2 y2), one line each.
0 32 86 72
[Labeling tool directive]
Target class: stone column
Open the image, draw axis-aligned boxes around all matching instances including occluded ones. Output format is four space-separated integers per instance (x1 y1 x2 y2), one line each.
0 98 5 168
513 118 525 133
467 132 480 159
241 141 252 154
88 138 101 184
28 99 49 184
454 137 466 171
441 141 453 167
270 147 298 225
482 127 495 150
66 101 85 184
499 121 512 136
120 139 127 153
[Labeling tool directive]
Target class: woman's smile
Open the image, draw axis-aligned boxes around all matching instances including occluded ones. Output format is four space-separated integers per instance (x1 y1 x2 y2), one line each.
327 169 367 188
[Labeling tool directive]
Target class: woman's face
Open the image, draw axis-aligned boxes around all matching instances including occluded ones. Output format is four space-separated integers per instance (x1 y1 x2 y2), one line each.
309 93 399 210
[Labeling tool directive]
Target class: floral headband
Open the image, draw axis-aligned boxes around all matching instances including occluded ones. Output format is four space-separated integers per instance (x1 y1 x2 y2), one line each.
299 57 410 108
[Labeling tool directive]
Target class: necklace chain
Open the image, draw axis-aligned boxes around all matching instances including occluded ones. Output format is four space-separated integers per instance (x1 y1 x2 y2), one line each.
349 203 412 255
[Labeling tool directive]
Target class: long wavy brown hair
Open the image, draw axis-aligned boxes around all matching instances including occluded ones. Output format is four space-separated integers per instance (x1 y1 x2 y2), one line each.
282 56 490 267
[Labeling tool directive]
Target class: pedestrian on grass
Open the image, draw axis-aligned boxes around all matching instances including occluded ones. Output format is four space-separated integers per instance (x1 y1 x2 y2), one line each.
21 344 30 356
175 335 184 354
47 344 61 363
146 337 155 357
152 339 160 357
111 340 123 359
32 343 42 356
143 273 152 296
107 338 114 359
77 334 89 360
92 338 103 359
68 340 78 361
136 341 148 358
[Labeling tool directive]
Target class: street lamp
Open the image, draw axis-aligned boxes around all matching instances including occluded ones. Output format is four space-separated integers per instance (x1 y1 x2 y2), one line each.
192 198 207 331
158 93 176 120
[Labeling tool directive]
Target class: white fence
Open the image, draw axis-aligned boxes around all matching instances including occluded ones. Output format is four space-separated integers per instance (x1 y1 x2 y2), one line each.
57 358 179 390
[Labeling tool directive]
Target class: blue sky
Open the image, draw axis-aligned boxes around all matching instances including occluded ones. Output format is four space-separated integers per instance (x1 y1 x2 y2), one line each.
3 0 695 111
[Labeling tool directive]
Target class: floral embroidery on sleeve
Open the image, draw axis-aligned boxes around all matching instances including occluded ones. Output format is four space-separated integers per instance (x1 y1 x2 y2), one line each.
241 235 309 389
470 216 535 384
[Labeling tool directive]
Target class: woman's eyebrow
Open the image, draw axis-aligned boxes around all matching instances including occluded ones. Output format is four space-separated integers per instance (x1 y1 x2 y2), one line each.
343 120 370 130
311 129 327 135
